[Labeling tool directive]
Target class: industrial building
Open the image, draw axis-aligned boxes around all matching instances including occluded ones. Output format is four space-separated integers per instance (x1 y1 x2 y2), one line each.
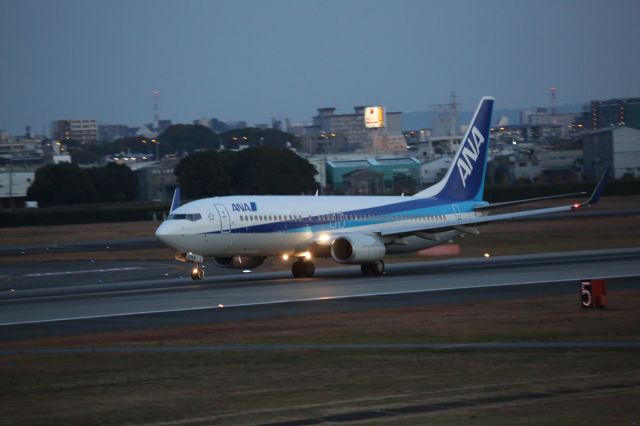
579 126 640 180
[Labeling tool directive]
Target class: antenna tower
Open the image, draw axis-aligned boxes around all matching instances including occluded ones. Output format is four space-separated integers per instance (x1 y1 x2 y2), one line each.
550 87 557 125
152 90 160 129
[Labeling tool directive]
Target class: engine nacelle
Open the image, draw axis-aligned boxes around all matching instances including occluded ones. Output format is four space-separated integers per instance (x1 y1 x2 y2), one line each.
331 234 386 264
213 256 266 269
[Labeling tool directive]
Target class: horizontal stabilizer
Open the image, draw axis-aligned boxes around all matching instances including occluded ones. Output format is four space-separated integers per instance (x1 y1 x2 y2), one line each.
475 192 587 211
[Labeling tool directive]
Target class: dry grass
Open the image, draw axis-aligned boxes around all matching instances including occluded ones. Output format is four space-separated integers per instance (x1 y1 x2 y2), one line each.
4 290 640 350
0 220 159 246
1 290 639 425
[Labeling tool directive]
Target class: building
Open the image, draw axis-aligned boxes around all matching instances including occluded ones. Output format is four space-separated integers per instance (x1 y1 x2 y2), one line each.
579 126 640 180
99 124 137 143
326 157 421 195
521 107 576 126
0 138 44 166
134 160 179 202
574 98 640 130
304 106 403 154
52 119 98 144
0 170 34 208
420 155 453 186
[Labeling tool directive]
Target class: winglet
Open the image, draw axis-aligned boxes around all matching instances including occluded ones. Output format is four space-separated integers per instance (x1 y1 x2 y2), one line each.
170 187 181 212
577 167 610 208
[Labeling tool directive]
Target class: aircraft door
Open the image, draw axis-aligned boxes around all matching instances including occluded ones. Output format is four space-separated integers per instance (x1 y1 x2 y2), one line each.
214 204 231 233
452 204 462 221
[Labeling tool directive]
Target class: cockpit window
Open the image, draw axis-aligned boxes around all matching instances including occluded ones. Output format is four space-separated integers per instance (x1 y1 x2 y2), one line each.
167 213 202 221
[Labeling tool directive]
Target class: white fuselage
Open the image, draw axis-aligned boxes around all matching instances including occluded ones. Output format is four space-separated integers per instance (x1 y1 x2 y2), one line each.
155 194 484 258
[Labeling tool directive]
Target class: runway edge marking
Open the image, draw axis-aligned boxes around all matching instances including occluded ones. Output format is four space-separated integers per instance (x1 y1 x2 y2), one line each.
1 272 639 327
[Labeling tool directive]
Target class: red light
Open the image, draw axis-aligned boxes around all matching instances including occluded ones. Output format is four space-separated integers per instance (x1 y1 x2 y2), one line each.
573 203 580 209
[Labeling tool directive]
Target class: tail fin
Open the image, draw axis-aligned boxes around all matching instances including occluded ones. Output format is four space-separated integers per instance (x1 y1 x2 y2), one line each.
170 187 181 212
414 96 494 201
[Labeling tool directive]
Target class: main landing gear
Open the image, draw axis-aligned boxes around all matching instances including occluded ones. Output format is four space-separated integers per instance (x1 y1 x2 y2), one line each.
360 260 385 276
291 258 315 278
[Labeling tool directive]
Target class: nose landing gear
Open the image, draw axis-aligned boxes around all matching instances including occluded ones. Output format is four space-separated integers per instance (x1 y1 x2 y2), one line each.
190 263 205 280
176 252 205 281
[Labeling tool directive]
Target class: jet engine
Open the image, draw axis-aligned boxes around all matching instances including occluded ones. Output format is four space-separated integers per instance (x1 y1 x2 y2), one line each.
331 234 386 264
213 256 266 269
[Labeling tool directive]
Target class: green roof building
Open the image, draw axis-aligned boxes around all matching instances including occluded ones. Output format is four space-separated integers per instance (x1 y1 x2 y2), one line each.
326 157 421 195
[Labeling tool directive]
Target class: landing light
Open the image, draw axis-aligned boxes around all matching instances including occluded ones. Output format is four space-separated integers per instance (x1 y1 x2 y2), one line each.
242 269 252 273
303 251 312 260
282 254 290 261
318 233 330 243
573 203 581 209
483 253 491 258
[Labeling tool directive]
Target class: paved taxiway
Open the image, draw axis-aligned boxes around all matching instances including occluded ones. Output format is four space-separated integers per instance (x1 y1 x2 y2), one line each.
1 247 639 340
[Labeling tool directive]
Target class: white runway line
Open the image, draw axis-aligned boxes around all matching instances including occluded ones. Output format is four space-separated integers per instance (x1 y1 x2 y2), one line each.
21 267 143 277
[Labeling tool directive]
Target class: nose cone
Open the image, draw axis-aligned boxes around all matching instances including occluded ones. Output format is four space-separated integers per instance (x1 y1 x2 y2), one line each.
155 221 175 248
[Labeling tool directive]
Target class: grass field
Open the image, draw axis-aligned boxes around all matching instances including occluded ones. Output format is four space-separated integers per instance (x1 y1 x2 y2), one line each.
1 290 639 425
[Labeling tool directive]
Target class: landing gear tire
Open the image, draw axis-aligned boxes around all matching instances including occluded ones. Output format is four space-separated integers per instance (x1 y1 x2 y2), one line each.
361 260 384 276
292 259 315 278
190 264 204 280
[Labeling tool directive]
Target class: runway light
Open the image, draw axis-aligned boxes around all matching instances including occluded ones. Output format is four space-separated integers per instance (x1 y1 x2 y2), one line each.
218 304 224 308
484 253 491 258
282 254 290 261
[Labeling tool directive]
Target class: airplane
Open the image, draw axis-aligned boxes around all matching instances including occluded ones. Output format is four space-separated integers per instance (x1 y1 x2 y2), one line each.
155 97 609 280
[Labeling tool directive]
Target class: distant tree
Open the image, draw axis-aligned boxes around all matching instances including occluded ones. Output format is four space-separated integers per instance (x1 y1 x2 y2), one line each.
174 150 235 199
27 163 96 206
87 163 138 202
210 118 229 133
174 147 317 198
232 146 317 195
220 128 301 150
159 124 220 155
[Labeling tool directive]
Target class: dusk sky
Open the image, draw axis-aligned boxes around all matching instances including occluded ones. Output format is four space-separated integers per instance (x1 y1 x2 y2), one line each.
1 0 639 135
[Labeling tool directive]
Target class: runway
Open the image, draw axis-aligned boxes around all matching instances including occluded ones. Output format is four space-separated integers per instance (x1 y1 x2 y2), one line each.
1 247 640 340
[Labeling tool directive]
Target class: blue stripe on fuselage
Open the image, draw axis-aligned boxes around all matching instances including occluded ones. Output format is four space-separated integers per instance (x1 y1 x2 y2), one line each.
202 198 484 235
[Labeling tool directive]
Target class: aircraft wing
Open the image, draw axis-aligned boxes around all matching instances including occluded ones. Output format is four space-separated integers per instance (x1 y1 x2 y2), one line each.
380 167 610 239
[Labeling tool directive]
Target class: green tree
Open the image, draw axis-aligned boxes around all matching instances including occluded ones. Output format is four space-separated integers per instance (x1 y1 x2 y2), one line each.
220 128 301 150
159 124 220 155
232 146 317 194
174 150 235 199
87 163 138 202
27 163 97 206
